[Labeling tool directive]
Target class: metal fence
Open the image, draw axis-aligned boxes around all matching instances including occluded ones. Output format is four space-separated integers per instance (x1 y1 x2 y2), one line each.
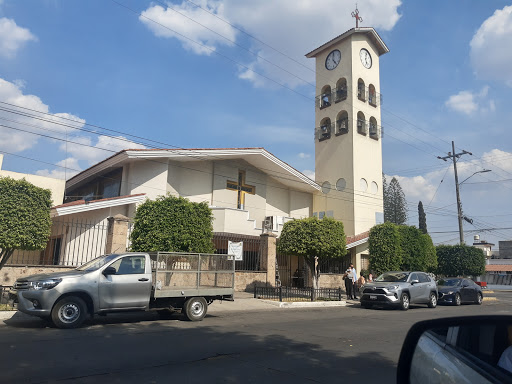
0 286 16 310
8 218 109 267
212 232 261 271
254 286 344 302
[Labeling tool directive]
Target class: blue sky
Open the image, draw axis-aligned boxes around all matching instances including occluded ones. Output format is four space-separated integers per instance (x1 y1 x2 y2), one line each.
1 0 512 248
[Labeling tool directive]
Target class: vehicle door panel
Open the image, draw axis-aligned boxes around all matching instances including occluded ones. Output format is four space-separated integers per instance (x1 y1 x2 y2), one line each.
460 280 473 303
99 255 152 310
408 273 422 303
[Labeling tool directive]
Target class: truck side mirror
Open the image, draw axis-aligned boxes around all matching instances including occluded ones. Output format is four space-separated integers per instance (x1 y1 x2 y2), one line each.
103 266 117 276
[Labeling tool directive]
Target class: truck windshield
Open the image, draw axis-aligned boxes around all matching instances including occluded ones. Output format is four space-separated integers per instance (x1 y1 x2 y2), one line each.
375 272 410 282
76 254 119 271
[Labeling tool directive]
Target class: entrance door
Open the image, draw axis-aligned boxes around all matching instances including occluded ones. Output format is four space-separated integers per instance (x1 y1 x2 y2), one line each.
98 255 152 310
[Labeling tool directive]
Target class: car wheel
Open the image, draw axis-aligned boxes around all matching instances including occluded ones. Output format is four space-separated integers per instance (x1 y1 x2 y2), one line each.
476 293 483 305
400 293 410 311
51 296 88 329
428 292 437 308
454 293 461 306
183 297 207 321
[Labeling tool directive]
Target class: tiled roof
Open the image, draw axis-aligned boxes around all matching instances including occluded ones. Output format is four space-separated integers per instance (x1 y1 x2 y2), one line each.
347 231 370 245
52 193 145 209
486 265 512 272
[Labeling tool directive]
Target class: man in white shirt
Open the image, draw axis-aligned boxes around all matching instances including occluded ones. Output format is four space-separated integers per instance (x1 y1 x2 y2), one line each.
350 263 358 299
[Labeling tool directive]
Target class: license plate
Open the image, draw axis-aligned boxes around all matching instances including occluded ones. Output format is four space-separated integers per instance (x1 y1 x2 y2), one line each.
370 295 377 300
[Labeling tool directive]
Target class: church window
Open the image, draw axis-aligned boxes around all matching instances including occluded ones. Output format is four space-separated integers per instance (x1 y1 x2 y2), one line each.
357 112 367 135
336 111 349 135
369 117 379 139
368 84 377 106
226 171 255 210
336 178 346 191
321 181 331 194
335 78 347 102
360 178 368 192
370 181 378 194
357 79 366 101
318 85 332 109
318 118 332 141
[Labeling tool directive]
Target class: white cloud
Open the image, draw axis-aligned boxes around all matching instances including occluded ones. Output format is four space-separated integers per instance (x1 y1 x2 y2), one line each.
140 1 402 88
36 158 81 180
0 78 86 152
302 169 315 180
445 86 495 115
140 2 237 55
298 152 310 159
60 135 146 166
0 18 37 59
470 5 512 87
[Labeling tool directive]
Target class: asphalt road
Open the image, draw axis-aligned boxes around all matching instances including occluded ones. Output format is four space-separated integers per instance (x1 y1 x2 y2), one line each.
0 293 510 384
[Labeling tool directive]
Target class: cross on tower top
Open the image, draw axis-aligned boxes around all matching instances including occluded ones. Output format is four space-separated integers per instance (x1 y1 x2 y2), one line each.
351 5 363 28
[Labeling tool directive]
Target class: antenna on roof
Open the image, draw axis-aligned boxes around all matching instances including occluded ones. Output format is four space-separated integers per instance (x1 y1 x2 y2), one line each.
351 4 363 28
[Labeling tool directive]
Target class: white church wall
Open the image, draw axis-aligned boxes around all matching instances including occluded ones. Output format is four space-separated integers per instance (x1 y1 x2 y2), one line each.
212 161 238 210
289 190 312 219
169 160 212 204
245 167 266 226
126 159 168 201
265 177 289 218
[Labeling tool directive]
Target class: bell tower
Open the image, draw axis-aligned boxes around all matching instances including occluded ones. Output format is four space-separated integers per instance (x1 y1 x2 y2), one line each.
306 20 389 237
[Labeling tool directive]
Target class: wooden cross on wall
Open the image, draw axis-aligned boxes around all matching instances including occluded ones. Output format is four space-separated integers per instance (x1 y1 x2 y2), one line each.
226 171 255 210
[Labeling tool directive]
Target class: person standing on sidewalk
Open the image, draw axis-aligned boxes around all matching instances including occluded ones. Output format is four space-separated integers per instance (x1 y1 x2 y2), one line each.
350 263 358 300
344 267 353 300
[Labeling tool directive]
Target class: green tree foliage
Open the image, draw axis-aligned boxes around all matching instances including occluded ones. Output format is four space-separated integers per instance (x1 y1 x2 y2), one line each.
383 173 391 222
418 201 427 234
384 177 407 225
277 217 346 289
436 244 485 277
369 223 403 276
398 225 437 272
130 195 215 253
0 177 52 269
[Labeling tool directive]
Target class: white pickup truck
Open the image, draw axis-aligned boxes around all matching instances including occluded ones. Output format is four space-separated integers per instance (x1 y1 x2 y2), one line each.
13 252 235 328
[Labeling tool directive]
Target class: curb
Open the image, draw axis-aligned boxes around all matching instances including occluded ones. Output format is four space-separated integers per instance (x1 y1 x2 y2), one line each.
483 297 498 302
261 300 346 308
0 311 17 321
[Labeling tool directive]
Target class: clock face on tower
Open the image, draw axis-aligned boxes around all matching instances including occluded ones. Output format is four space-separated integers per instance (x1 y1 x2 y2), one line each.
360 48 372 69
325 49 341 70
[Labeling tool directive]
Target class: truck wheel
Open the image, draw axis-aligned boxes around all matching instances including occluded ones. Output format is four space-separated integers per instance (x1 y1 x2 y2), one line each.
183 297 207 321
428 292 437 308
400 293 410 311
51 296 88 329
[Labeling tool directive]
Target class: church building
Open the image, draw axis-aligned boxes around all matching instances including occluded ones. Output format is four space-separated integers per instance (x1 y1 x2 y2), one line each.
14 24 389 285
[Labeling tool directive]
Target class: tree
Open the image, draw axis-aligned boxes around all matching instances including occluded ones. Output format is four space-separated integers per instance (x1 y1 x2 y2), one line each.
130 195 215 253
418 201 427 234
368 222 403 276
382 173 391 222
277 217 346 290
0 177 52 269
385 177 407 225
436 244 485 277
398 225 437 272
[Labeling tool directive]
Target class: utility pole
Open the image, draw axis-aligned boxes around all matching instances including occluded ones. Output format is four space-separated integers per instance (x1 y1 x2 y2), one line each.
438 141 472 244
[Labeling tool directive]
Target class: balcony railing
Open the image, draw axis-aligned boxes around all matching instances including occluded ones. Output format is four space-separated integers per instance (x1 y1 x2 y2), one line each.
357 119 367 135
334 87 347 103
316 92 332 109
335 118 349 136
368 90 383 107
316 122 333 141
369 123 379 140
357 86 366 101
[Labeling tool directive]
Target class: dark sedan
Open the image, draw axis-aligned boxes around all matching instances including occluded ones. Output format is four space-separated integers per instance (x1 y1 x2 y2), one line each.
437 278 483 306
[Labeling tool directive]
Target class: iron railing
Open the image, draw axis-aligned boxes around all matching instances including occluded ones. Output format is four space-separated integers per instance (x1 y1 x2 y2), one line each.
254 286 344 302
316 122 333 141
213 232 261 271
8 219 109 267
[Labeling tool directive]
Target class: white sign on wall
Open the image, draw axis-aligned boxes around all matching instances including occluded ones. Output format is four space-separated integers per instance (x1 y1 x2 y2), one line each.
228 241 243 261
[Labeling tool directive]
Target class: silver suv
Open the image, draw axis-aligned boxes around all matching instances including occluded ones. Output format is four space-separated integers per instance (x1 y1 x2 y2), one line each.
360 271 438 310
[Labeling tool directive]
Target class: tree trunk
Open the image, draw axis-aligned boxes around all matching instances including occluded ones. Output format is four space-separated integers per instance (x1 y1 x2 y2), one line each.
0 249 14 271
305 257 320 296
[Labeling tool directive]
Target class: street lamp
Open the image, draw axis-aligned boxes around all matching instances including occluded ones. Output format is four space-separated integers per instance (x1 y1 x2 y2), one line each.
456 169 492 244
459 169 492 186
